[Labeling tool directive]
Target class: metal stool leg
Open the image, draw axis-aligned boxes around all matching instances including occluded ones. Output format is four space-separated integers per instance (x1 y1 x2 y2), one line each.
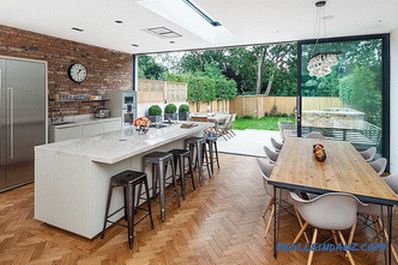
197 142 203 185
152 164 157 199
158 162 166 222
214 141 220 169
187 154 196 191
101 182 114 239
202 143 212 178
144 177 155 229
208 141 215 175
125 183 135 249
179 156 187 200
135 182 143 211
170 159 181 207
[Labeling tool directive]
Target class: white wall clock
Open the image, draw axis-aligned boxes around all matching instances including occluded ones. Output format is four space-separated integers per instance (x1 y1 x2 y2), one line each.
68 63 87 83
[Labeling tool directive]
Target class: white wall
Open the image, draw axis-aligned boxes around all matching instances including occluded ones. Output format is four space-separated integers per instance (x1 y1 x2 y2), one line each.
390 28 398 173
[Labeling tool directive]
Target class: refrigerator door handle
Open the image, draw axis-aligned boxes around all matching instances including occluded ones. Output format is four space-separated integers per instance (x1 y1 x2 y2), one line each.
7 87 14 159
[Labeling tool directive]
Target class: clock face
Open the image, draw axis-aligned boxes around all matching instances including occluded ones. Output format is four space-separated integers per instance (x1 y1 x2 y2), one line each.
68 63 87 83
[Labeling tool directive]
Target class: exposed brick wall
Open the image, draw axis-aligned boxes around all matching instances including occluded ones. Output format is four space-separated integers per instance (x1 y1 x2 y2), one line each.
0 24 133 116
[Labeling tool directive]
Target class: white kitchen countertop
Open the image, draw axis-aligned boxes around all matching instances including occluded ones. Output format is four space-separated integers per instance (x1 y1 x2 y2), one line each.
36 122 209 164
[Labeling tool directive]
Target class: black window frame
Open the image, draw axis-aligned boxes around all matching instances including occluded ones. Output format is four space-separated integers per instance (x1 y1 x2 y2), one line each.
297 34 391 170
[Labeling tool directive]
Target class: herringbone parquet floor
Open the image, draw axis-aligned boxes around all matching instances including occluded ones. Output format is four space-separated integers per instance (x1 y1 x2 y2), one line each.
0 154 396 265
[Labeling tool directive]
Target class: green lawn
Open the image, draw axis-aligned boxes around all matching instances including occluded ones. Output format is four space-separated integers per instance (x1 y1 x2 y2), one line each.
233 116 295 131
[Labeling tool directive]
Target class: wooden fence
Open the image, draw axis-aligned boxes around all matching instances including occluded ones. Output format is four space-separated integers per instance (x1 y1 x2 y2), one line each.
188 100 230 113
230 95 343 117
137 80 187 104
137 81 342 117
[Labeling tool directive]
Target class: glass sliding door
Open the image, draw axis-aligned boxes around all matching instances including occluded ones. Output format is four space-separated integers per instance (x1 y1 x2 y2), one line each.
298 35 389 159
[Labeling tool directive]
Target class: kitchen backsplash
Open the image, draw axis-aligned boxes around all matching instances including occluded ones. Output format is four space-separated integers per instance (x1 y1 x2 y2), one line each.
0 24 133 116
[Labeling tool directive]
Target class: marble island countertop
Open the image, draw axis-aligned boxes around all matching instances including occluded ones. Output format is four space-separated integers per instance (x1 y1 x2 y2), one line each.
36 122 209 164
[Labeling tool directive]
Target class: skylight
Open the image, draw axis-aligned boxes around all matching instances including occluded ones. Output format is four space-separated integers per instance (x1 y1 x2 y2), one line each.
138 0 236 44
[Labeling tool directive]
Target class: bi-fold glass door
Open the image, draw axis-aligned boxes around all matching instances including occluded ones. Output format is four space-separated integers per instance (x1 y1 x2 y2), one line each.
297 35 389 160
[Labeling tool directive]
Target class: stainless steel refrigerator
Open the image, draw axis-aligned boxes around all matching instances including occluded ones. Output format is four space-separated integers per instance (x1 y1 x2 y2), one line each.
0 58 46 192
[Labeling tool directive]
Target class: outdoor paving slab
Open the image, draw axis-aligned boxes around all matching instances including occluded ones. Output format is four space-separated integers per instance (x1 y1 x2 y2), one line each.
217 129 281 157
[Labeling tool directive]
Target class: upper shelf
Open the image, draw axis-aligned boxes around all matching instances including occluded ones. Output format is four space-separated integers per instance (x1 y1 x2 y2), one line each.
51 98 110 103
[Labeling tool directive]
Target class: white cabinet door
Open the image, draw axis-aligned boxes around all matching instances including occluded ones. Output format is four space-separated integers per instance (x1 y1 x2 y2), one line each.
81 123 105 137
54 126 81 142
103 119 122 133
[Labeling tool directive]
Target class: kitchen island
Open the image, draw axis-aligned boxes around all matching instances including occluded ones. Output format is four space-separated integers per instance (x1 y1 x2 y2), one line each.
34 122 209 239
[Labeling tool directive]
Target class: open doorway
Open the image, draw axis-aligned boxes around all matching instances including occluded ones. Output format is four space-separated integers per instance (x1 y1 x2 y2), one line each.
136 43 298 157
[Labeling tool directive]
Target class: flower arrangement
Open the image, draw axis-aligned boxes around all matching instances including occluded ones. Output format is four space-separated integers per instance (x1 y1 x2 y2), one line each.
134 117 151 135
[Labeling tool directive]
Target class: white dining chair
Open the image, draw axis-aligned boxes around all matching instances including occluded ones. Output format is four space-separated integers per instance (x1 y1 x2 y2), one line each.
290 192 366 265
359 147 377 162
383 174 398 193
278 121 297 141
270 137 283 152
306 132 326 140
256 159 308 241
357 174 398 264
263 146 279 163
369 157 388 176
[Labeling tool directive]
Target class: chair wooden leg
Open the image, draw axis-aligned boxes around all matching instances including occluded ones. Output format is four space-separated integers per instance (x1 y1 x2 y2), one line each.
307 228 318 265
337 231 356 265
264 206 275 238
294 208 310 244
332 230 339 245
263 199 274 219
378 218 398 264
348 219 357 245
293 221 309 244
373 216 382 239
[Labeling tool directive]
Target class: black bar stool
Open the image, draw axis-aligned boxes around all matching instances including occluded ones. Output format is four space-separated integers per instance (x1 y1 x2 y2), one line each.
204 131 220 175
184 137 211 185
144 152 180 222
169 149 196 200
101 170 154 249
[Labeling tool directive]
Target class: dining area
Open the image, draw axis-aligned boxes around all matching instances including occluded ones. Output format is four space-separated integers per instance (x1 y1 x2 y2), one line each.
258 129 398 265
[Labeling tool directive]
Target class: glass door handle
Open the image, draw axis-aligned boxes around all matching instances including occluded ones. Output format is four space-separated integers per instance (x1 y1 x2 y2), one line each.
7 87 14 159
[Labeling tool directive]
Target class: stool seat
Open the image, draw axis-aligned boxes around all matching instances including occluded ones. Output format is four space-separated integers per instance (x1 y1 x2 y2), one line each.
113 170 146 185
144 152 173 163
169 149 190 156
185 137 206 145
206 136 217 142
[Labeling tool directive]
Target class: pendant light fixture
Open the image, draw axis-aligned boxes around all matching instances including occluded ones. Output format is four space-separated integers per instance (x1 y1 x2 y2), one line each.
307 0 340 77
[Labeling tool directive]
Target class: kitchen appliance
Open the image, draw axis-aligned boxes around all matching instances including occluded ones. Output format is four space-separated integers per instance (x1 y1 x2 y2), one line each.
0 58 46 192
106 90 137 127
94 108 111 118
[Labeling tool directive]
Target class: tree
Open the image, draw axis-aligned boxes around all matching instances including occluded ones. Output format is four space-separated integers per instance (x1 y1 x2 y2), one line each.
138 56 167 80
186 75 216 112
338 66 382 126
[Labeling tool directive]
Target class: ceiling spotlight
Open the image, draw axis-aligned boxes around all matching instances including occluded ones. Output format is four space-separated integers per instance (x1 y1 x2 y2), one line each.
115 20 123 24
170 41 175 44
131 43 139 47
72 27 84 32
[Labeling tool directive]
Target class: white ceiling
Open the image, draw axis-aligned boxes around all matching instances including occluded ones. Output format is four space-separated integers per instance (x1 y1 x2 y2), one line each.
1 0 398 54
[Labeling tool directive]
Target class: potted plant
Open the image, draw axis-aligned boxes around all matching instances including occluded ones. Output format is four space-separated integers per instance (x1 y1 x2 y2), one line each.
178 104 190 121
147 105 162 123
164 103 177 121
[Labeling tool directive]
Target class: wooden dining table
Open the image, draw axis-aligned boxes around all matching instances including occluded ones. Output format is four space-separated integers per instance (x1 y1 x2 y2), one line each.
269 137 398 265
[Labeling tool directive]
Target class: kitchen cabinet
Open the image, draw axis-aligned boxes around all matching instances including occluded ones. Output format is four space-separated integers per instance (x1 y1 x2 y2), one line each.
81 123 104 137
53 125 81 142
104 119 122 132
51 118 122 142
